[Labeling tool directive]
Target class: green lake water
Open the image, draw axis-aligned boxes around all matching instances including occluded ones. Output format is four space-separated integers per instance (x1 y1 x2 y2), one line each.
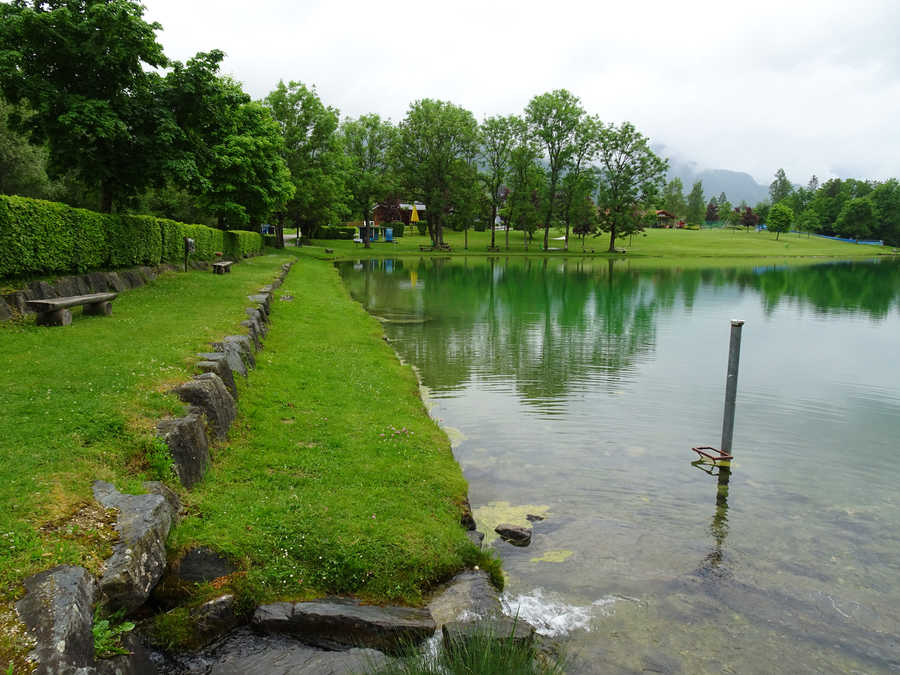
338 257 900 673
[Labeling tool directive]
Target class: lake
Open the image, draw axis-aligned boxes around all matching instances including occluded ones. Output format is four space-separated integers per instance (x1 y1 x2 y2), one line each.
338 256 900 673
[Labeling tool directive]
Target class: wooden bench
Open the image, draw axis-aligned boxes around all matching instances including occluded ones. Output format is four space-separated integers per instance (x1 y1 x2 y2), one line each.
613 247 627 254
324 248 335 254
212 260 234 274
27 292 118 326
486 246 501 252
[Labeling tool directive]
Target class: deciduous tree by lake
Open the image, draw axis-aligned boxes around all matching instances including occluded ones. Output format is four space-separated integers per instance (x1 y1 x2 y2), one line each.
595 121 667 252
394 99 479 247
0 0 168 211
525 89 586 251
767 202 793 240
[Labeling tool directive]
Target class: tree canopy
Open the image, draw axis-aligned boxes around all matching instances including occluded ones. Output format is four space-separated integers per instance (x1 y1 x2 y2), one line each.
595 121 668 252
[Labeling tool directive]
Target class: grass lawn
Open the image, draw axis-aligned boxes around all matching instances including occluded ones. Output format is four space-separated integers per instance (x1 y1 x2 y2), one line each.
0 254 294 664
295 226 893 261
156 254 492 647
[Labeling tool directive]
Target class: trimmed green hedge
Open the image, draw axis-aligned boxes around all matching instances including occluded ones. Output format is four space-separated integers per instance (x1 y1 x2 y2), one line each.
225 230 263 259
388 221 405 237
0 194 263 279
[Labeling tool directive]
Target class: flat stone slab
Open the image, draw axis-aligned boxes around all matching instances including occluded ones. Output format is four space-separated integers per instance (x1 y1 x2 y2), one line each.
158 627 389 674
93 480 177 612
253 598 435 654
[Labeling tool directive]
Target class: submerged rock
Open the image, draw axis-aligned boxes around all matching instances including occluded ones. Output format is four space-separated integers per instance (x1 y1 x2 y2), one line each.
495 523 532 547
427 570 501 627
157 627 389 674
442 616 536 651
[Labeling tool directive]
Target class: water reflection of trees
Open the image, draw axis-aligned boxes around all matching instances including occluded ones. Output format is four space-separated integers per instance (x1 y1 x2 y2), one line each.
339 258 900 401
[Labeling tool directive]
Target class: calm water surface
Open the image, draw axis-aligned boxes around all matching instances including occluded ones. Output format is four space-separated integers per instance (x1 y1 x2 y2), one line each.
338 257 900 673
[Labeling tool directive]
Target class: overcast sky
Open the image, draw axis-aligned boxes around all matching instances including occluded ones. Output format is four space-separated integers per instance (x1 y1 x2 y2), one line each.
140 0 900 186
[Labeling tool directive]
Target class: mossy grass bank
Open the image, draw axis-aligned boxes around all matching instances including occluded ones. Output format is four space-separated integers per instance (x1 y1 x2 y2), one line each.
162 255 494 638
296 226 893 261
0 254 293 664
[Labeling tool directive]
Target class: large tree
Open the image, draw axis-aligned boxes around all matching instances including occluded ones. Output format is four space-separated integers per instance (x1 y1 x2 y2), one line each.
559 115 601 250
200 101 295 229
769 167 793 204
394 99 479 246
479 114 517 249
504 120 544 250
835 197 874 240
341 113 397 248
767 202 793 240
525 89 586 251
595 121 667 252
662 178 687 218
0 0 170 211
685 180 705 225
265 81 349 242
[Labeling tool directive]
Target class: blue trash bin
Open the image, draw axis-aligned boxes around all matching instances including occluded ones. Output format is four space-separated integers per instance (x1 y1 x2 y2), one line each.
385 228 393 242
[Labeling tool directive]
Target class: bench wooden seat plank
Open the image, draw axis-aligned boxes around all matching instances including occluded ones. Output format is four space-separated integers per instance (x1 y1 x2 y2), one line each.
26 293 118 311
212 260 234 274
27 292 119 326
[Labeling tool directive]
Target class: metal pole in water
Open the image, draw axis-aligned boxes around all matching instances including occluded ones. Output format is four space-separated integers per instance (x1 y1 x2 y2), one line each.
720 319 745 455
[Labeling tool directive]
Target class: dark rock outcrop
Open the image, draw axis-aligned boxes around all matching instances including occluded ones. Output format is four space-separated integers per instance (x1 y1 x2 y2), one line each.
197 358 237 400
494 523 532 547
177 547 236 583
214 335 256 372
93 481 178 612
252 598 435 654
156 412 211 488
188 594 242 648
15 565 97 674
460 498 477 531
467 530 485 547
173 373 236 441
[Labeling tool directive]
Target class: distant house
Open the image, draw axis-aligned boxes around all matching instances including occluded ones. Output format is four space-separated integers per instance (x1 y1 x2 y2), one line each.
655 210 678 228
373 201 426 227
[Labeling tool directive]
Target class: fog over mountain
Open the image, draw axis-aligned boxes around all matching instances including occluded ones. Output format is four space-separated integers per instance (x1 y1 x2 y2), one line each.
656 144 770 206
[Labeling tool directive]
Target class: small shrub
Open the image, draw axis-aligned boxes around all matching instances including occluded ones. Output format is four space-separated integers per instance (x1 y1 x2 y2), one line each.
93 607 135 659
416 222 427 236
146 437 174 481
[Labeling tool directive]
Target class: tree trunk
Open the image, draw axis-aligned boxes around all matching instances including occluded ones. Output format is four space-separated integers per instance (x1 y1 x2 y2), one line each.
100 181 113 213
608 225 617 253
505 221 510 250
276 213 285 249
464 227 468 250
490 205 497 248
363 209 371 249
564 218 570 252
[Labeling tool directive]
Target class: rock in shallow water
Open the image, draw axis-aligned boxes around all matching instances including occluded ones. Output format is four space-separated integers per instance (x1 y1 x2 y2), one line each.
253 598 435 654
157 627 390 674
494 523 532 546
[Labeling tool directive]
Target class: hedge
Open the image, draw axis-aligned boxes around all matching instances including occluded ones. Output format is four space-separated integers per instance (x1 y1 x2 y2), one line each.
388 221 405 237
0 194 262 279
225 230 264 259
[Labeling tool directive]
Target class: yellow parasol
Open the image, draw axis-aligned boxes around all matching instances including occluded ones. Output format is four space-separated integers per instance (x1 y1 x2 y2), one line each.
410 204 420 223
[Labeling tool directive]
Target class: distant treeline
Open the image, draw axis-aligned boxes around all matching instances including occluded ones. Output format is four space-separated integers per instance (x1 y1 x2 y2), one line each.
1 1 896 250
